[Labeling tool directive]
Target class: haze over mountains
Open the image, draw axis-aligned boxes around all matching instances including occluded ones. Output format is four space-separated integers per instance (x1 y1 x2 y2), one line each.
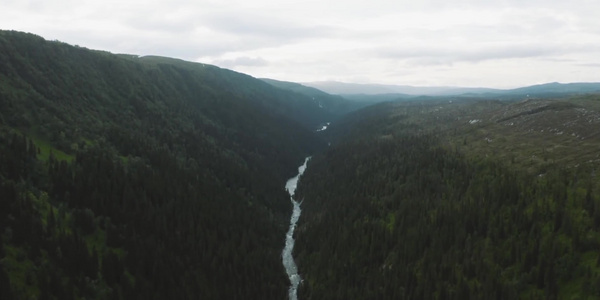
302 80 600 97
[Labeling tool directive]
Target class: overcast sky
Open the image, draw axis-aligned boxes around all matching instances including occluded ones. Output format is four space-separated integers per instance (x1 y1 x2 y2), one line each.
2 0 599 88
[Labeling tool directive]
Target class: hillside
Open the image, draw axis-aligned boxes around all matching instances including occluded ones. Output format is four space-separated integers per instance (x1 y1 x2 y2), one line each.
294 95 600 299
4 28 600 300
379 95 600 174
260 78 371 117
0 30 329 299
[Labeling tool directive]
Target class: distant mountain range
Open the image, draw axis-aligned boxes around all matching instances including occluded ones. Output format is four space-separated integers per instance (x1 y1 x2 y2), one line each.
302 81 600 97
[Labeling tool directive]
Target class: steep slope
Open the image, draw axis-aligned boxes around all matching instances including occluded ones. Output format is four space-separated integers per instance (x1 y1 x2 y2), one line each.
294 97 600 299
261 78 367 117
0 30 325 299
388 95 600 173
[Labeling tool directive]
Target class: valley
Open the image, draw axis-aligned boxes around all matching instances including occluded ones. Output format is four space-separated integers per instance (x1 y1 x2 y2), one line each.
0 30 328 299
1 30 600 299
283 157 311 300
294 96 600 299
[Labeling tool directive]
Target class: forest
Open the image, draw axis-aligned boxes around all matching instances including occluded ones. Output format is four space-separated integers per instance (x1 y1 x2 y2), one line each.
294 98 600 299
2 29 600 300
0 30 329 299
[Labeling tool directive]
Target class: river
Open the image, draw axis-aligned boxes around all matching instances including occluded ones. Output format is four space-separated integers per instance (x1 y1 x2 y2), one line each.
282 156 310 300
316 122 330 132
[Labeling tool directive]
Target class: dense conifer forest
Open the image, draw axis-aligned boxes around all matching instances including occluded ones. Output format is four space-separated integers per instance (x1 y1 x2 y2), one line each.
294 99 600 299
2 29 600 300
0 30 329 299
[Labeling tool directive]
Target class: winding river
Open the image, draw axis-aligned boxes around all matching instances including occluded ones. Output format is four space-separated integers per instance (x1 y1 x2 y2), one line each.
282 156 310 300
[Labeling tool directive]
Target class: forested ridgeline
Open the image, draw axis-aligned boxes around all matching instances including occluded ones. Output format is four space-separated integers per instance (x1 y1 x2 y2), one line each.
0 30 328 299
294 102 600 299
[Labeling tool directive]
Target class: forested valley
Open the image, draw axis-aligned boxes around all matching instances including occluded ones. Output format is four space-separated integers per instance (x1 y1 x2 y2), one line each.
0 30 333 299
294 98 600 299
2 29 600 300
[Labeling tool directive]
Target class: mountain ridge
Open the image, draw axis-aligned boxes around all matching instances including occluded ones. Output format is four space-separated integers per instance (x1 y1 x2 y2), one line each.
302 80 600 97
0 29 329 299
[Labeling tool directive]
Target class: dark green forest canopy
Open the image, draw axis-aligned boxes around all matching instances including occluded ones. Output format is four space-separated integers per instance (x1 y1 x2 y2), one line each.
3 28 600 300
0 30 330 299
294 98 600 299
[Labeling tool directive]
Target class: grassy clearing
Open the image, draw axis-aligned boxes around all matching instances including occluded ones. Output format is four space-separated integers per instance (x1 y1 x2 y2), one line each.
29 134 74 162
0 125 75 162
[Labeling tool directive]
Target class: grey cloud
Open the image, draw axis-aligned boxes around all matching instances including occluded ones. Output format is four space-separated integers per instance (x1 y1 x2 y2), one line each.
373 43 600 66
202 12 338 39
213 56 269 68
117 10 342 58
577 63 600 68
48 23 288 59
123 14 199 34
3 0 600 88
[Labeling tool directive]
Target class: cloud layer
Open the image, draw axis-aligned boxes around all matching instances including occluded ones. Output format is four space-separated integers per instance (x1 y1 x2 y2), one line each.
2 0 599 88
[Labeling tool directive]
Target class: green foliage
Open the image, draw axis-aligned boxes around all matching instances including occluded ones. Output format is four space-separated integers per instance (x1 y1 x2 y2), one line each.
294 101 600 299
5 28 599 299
0 30 329 299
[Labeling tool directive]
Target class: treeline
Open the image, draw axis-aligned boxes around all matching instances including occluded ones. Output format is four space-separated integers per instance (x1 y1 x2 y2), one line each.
294 102 600 299
0 30 327 299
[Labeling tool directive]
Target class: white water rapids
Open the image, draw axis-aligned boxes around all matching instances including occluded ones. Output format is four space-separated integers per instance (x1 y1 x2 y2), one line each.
282 156 310 300
316 122 330 132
